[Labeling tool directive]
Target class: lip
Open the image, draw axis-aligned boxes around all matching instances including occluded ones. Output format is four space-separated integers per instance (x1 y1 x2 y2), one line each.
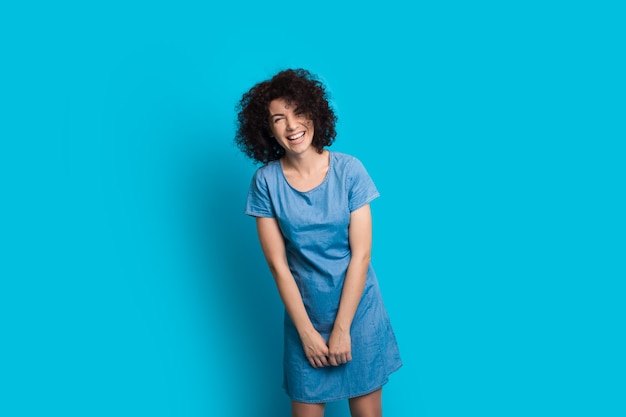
287 131 305 141
286 132 306 145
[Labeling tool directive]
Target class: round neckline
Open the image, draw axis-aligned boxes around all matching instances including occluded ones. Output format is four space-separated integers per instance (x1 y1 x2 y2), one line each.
279 151 332 194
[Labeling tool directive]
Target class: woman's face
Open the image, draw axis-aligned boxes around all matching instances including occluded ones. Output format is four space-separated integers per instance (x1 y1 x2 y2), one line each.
267 98 315 157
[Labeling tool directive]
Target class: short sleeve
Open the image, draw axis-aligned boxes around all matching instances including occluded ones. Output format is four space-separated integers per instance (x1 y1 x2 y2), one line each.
245 168 275 218
347 157 380 212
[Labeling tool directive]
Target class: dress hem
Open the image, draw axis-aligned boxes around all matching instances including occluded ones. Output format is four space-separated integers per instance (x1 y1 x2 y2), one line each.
285 362 403 404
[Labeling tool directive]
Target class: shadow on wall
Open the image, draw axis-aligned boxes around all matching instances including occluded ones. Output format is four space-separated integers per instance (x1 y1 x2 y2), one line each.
184 142 290 417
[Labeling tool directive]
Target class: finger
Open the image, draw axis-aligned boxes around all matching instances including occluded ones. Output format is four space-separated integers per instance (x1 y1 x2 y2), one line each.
346 352 352 362
319 355 329 367
328 355 338 366
318 355 329 367
309 355 323 368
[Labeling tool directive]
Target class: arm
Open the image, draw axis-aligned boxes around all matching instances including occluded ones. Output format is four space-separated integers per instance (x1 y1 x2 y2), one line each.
255 216 330 368
327 203 373 366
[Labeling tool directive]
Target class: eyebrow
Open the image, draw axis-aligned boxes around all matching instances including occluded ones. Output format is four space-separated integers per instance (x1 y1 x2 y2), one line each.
270 113 285 118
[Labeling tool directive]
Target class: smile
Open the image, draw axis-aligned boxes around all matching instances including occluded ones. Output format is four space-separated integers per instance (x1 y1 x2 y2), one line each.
287 132 305 141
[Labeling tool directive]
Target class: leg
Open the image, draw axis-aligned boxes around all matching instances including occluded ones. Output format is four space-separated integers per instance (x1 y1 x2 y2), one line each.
348 388 382 417
292 400 325 417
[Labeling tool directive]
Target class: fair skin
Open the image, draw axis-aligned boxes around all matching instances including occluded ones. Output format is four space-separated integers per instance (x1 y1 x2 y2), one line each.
291 389 382 417
256 99 383 417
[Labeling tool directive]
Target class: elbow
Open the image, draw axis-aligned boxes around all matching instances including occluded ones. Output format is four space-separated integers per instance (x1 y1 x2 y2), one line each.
352 251 371 266
265 256 289 278
266 260 281 277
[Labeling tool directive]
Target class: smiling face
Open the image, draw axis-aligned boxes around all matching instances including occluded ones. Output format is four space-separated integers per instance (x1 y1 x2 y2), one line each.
268 98 315 157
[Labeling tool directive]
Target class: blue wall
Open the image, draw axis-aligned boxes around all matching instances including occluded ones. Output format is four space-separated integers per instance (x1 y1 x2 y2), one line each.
2 1 624 416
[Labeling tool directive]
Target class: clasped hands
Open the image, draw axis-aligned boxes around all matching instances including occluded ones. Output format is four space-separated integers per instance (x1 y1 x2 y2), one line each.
301 327 352 369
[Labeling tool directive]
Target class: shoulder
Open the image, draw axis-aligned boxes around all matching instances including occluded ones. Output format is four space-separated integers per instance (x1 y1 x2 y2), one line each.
331 151 369 176
331 151 362 170
331 152 379 209
252 159 281 181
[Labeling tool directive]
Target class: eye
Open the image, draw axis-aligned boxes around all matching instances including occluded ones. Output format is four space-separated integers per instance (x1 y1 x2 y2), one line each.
273 117 284 124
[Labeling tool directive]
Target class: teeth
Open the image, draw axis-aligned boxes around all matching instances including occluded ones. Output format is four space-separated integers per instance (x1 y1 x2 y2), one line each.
288 132 305 140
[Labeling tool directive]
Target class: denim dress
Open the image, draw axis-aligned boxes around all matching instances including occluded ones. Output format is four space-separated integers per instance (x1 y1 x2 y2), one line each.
245 151 402 403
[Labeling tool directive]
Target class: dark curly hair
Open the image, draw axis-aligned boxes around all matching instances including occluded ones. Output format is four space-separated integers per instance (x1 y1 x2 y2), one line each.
235 68 337 164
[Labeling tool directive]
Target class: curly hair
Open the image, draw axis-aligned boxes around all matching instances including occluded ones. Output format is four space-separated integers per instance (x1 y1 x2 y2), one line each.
235 68 337 164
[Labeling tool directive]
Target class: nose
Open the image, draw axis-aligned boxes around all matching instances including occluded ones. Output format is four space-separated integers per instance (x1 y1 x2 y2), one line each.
285 115 297 131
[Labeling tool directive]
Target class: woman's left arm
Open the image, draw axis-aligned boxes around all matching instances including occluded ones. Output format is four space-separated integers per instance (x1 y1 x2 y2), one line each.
328 203 373 366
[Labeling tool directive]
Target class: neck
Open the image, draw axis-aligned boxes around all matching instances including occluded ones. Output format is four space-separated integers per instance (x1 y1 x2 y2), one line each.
282 149 328 176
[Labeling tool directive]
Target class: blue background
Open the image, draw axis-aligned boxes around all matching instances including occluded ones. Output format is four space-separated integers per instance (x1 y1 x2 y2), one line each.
1 1 624 416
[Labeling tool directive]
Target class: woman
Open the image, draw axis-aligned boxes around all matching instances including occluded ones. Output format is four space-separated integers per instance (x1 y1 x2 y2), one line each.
235 68 401 417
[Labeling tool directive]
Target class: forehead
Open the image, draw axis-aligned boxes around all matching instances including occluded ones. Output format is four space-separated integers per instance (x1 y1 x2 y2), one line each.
268 98 297 113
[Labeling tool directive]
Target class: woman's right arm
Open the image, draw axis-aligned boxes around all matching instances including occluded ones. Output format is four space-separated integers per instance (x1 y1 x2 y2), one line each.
256 217 330 368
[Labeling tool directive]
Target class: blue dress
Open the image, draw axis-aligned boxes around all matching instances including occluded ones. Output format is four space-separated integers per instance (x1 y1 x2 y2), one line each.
245 151 402 403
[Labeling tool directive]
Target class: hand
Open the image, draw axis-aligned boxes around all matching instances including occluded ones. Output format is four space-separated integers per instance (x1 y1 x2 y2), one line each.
300 328 330 368
327 327 352 366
